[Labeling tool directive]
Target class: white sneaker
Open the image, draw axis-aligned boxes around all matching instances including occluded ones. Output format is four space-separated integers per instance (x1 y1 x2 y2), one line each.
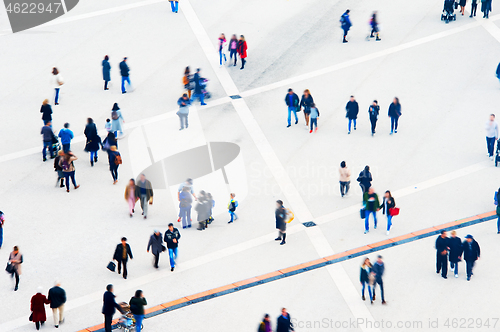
490 156 494 161
454 274 458 278
386 231 390 235
364 230 369 234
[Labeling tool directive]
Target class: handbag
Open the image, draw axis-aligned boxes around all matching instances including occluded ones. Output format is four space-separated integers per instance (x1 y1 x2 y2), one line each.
29 312 33 322
5 263 14 274
161 245 167 252
107 261 116 272
360 208 366 219
389 207 400 216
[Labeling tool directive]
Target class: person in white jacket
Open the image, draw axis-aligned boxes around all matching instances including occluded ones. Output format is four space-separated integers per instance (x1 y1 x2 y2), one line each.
52 67 64 105
218 33 228 66
339 161 351 197
485 114 499 160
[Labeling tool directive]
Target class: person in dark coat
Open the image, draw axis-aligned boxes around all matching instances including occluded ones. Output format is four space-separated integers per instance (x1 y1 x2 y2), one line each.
164 223 181 271
300 89 314 127
48 281 66 328
496 62 500 84
129 290 147 332
481 0 492 18
147 230 164 269
237 35 248 70
470 0 478 16
102 284 123 332
276 308 294 332
41 122 54 162
388 97 402 134
275 200 287 245
372 255 386 304
435 230 449 279
340 9 352 43
346 95 359 134
258 314 272 332
108 146 121 184
380 190 395 235
103 131 118 150
135 174 154 219
119 57 131 94
285 88 300 127
195 191 210 230
356 165 372 193
190 68 207 106
102 55 111 90
84 118 101 167
448 231 462 278
462 234 480 281
31 287 50 330
368 100 380 136
360 258 373 303
40 99 52 125
113 237 133 279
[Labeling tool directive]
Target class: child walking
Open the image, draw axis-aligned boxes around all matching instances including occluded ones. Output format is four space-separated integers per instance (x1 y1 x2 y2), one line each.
227 193 238 223
309 103 320 133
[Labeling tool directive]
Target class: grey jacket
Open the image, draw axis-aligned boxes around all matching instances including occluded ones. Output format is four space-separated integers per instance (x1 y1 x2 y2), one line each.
147 233 163 255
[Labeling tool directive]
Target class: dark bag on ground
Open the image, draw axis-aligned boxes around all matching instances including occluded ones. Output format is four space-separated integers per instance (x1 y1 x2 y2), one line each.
107 261 116 272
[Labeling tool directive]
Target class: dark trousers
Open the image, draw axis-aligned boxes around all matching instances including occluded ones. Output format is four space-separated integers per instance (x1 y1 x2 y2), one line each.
373 279 384 302
360 183 371 193
62 144 70 153
241 58 246 69
471 2 477 15
104 314 113 332
104 80 109 90
64 171 77 190
14 271 19 288
117 259 128 278
340 181 350 196
370 117 377 133
436 252 448 277
110 164 119 181
486 137 496 157
153 253 159 268
466 259 475 278
390 116 399 132
230 49 237 65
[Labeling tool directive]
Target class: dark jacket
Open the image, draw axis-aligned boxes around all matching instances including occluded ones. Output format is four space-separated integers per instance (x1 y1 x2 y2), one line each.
102 60 111 81
448 236 462 263
380 197 395 215
119 61 130 77
497 63 500 78
31 293 50 322
300 95 314 112
388 103 402 118
372 261 385 282
284 93 300 108
165 228 181 249
346 100 359 120
54 155 63 172
193 72 202 94
277 314 294 332
435 236 449 255
357 170 372 190
135 179 154 201
103 134 118 149
113 243 133 262
41 126 53 142
462 239 480 261
40 104 52 121
341 12 352 30
102 291 121 316
129 296 147 315
363 192 380 212
360 265 372 283
48 286 66 309
147 233 163 255
368 105 379 119
259 320 272 332
276 206 286 231
84 123 101 152
108 150 120 168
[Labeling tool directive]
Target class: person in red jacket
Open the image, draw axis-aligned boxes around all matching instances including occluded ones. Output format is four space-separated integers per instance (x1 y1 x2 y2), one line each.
237 35 248 70
31 287 50 330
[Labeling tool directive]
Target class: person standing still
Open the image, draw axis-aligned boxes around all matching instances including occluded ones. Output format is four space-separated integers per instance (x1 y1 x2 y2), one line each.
102 284 123 332
113 237 133 279
357 165 372 193
346 96 359 134
129 290 147 332
372 255 386 304
462 235 480 281
448 231 462 278
237 35 248 70
41 122 54 162
368 100 380 136
168 0 179 13
435 230 449 279
228 34 238 66
285 88 300 128
275 200 287 245
485 114 498 160
147 231 164 269
48 281 66 328
178 186 193 229
165 223 181 272
470 0 478 16
276 308 294 332
58 123 74 153
340 9 352 43
119 57 131 94
388 97 402 134
40 99 52 125
218 33 227 66
300 89 314 127
136 174 153 219
9 246 22 291
52 67 64 105
102 55 111 90
339 161 351 197
363 187 380 234
177 93 192 130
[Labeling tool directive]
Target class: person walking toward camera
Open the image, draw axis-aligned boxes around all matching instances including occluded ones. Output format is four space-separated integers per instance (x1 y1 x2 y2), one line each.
259 314 272 332
59 151 80 193
48 281 66 328
357 165 372 193
229 34 238 66
165 223 181 272
276 308 294 332
346 96 358 134
285 88 300 128
119 57 131 94
102 55 111 90
388 97 402 134
136 174 153 219
191 69 207 106
368 100 380 136
30 287 50 330
380 190 395 235
360 258 373 304
52 67 64 105
435 230 449 279
8 246 22 291
339 161 351 197
41 121 54 162
300 89 314 127
485 114 498 160
102 284 123 332
448 231 462 278
113 237 133 279
462 234 480 281
129 290 147 332
58 123 73 153
363 187 380 234
147 230 164 269
372 255 386 304
177 93 192 130
40 99 52 125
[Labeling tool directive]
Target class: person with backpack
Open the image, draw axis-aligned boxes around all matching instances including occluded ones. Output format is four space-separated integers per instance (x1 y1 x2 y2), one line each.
119 57 131 94
258 314 272 332
363 187 380 234
309 103 320 133
41 122 54 162
388 97 402 135
58 123 74 153
237 35 248 70
340 9 352 43
84 118 101 167
125 179 139 218
129 290 147 332
380 190 395 235
346 96 358 134
168 0 179 13
177 93 192 130
103 132 118 151
183 67 192 99
54 150 65 188
102 55 111 90
59 152 80 193
368 100 380 136
178 186 193 229
285 88 300 128
275 200 288 245
108 146 121 184
357 165 373 193
369 12 381 41
496 189 500 233
227 193 238 223
111 103 124 138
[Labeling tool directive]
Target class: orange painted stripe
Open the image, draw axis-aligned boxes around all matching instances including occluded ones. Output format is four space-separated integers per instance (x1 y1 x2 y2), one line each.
366 240 392 249
162 297 189 307
389 233 414 242
144 305 165 315
301 258 328 268
476 211 496 219
256 270 283 280
233 277 260 287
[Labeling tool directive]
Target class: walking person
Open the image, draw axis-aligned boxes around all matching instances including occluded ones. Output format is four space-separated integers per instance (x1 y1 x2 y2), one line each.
177 93 192 130
462 235 480 281
168 0 179 13
195 191 210 231
8 246 22 291
276 308 294 332
285 88 300 127
183 67 192 99
178 186 193 229
459 0 467 15
58 123 74 153
84 118 101 167
165 223 181 272
205 192 215 227
103 132 118 150
147 230 164 269
125 179 139 218
363 187 380 234
388 97 402 134
191 68 207 106
48 281 66 328
228 34 238 66
481 0 492 18
52 67 64 105
496 188 500 233
470 0 478 16
41 122 54 162
357 165 373 193
108 146 121 184
485 114 498 160
360 258 373 304
275 200 287 245
237 35 248 70
119 57 131 94
448 231 462 278
102 285 123 332
309 103 320 133
340 9 352 43
40 99 52 125
59 151 80 193
380 190 396 235
227 193 239 223
258 314 272 332
218 33 227 66
54 150 65 188
346 96 359 134
339 161 351 197
372 255 386 304
111 103 125 138
129 290 147 332
31 287 50 330
435 230 449 279
113 237 133 279
102 55 111 90
136 174 153 219
0 211 4 249
369 12 381 41
300 89 314 127
368 100 380 136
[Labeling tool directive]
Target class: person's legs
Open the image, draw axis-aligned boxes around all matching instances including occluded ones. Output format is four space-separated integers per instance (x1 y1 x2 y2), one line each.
391 117 395 133
497 216 500 232
0 226 3 248
394 117 399 131
170 0 175 11
121 76 126 93
387 215 392 231
241 58 246 69
436 252 441 273
175 1 178 12
180 207 187 228
35 322 40 330
348 119 352 132
14 271 19 290
219 50 223 65
365 212 370 231
187 207 192 227
64 173 70 190
154 253 159 268
104 80 109 90
69 171 77 187
368 285 373 301
340 181 345 196
128 197 135 215
370 118 376 133
54 88 60 104
122 260 128 278
287 107 292 126
104 314 112 332
52 308 59 326
305 113 310 126
142 194 149 217
134 314 144 332
353 119 357 130
487 137 495 157
372 211 378 228
117 259 122 274
378 280 385 302
361 281 366 298
454 262 458 275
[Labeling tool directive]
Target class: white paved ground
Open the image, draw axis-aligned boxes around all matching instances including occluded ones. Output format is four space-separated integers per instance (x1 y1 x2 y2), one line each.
0 0 499 331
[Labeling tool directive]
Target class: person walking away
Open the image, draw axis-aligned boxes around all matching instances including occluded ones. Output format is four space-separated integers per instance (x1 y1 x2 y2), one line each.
54 150 65 188
360 258 373 304
300 89 314 127
111 103 125 138
105 119 112 133
228 34 238 66
285 88 300 127
462 234 480 281
237 35 248 70
165 223 181 271
183 67 192 98
177 93 192 130
108 146 121 184
102 285 123 332
372 255 386 304
435 230 449 279
9 246 22 291
178 186 193 229
58 123 74 153
369 12 381 41
368 100 380 136
41 122 54 162
31 287 50 330
218 33 227 66
346 96 358 134
84 118 101 166
259 314 272 332
59 151 80 193
309 103 320 133
363 187 380 234
136 174 153 219
340 10 352 43
103 132 118 151
102 55 111 90
40 99 52 125
0 211 4 249
129 290 147 332
380 190 395 235
388 97 402 134
125 179 138 218
357 165 372 193
119 57 131 94
275 200 288 245
276 308 294 332
470 0 478 16
195 191 210 230
481 0 491 18
48 281 66 328
227 193 239 223
459 0 467 15
168 0 179 13
448 231 462 278
485 114 498 160
339 161 351 197
52 67 64 105
191 69 207 105
113 237 133 279
147 230 164 269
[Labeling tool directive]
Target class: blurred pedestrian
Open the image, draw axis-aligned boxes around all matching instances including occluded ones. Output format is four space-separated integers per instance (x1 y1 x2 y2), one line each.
136 174 153 219
113 237 133 279
178 186 193 229
459 0 466 15
368 100 379 136
147 230 164 269
309 103 320 133
276 308 294 332
129 290 147 332
102 284 123 332
259 314 272 332
372 255 386 304
58 123 73 153
237 35 248 70
48 281 66 328
8 246 22 291
191 68 207 106
183 67 192 99
369 12 381 40
485 114 498 160
84 118 101 167
40 99 52 125
470 0 478 16
363 187 380 234
229 34 238 66
108 145 121 184
0 211 4 249
119 57 131 94
41 121 54 162
275 200 287 245
227 193 238 223
435 230 449 279
496 188 500 233
206 192 215 227
168 0 179 13
285 88 300 128
105 118 112 133
462 234 480 281
102 55 111 90
177 93 191 130
360 258 373 304
195 191 210 230
481 0 491 18
388 97 402 135
54 150 65 188
52 67 64 105
339 161 351 197
165 223 181 272
448 231 462 278
300 89 314 127
218 33 227 66
340 9 352 43
357 165 372 193
346 96 358 134
111 103 125 138
30 287 50 330
59 151 80 193
125 179 139 218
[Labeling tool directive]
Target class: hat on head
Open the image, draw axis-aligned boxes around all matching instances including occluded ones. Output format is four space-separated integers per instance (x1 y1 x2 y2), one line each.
465 234 473 239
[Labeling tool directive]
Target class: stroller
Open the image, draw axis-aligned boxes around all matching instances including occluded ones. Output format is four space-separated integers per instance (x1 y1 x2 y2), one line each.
116 303 143 332
51 132 61 158
200 78 211 99
441 0 457 23
495 139 500 167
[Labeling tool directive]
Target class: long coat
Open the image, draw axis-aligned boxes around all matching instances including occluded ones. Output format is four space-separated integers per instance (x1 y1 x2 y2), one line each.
237 40 248 58
40 104 52 121
388 103 402 118
31 293 50 322
111 110 124 133
102 60 111 82
84 123 101 152
462 240 480 261
346 101 359 120
147 234 163 255
9 251 22 275
448 236 462 263
276 206 286 231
